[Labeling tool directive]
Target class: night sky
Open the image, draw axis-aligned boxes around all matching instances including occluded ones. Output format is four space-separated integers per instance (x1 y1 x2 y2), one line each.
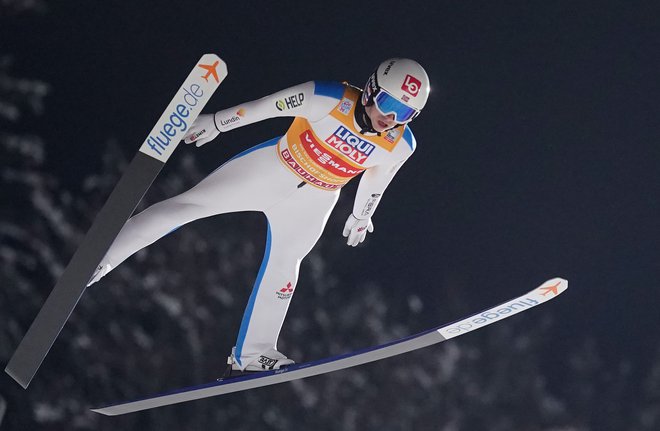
3 0 660 428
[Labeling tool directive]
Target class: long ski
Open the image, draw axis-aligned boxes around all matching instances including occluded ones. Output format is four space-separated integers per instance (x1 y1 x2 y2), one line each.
92 277 567 416
5 54 227 389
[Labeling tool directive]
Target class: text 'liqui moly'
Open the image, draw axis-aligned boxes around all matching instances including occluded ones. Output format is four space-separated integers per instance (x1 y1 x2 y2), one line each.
325 126 375 164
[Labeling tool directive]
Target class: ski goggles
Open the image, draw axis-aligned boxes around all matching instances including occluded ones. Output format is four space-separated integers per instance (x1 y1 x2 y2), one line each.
373 89 420 123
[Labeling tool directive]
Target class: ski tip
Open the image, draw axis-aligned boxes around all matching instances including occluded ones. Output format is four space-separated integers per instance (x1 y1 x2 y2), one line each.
198 53 228 81
537 277 568 298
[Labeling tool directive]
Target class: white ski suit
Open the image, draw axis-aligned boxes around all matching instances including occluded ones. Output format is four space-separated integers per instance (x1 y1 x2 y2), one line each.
99 80 416 369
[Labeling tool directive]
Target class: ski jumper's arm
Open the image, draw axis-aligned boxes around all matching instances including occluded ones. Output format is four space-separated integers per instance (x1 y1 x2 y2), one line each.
213 81 337 131
352 127 417 219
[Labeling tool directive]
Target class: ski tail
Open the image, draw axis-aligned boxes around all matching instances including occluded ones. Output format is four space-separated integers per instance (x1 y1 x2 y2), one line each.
91 278 567 415
5 54 227 389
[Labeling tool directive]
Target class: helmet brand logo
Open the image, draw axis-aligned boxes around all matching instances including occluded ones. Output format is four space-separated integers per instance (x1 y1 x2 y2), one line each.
401 74 421 97
383 60 396 75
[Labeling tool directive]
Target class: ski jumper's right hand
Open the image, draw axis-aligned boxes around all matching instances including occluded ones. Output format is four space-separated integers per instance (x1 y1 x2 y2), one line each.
342 214 374 247
183 113 220 147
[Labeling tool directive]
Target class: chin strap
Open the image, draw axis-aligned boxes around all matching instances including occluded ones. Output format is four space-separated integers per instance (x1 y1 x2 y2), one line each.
352 84 405 136
354 100 379 135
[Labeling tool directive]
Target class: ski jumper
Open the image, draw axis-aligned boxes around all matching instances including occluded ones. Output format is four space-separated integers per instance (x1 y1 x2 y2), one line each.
98 81 416 369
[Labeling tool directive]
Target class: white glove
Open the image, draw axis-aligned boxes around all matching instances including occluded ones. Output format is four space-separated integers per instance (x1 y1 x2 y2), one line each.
183 113 220 147
342 214 374 247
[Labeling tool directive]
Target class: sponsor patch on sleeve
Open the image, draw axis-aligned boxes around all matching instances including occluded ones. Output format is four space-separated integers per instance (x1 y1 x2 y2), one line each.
337 98 354 115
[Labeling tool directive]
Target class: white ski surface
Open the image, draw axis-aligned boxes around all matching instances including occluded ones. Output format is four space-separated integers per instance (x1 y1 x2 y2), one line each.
92 277 567 415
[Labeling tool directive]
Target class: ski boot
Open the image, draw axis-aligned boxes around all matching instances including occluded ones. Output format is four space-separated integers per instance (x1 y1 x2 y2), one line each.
87 263 113 287
221 347 294 379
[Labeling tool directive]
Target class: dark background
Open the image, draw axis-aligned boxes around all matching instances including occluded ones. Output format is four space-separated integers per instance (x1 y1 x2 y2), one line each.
1 1 659 430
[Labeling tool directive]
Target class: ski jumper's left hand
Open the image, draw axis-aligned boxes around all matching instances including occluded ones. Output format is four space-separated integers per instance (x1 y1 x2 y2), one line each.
343 214 374 247
183 114 221 147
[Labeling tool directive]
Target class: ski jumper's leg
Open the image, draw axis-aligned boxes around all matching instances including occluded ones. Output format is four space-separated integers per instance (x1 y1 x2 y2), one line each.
98 138 283 270
234 183 340 369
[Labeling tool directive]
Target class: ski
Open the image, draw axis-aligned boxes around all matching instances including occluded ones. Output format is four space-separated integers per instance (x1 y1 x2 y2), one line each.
92 277 567 416
5 54 227 389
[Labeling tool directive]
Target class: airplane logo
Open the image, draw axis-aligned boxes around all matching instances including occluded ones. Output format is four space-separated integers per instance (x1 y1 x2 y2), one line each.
199 60 220 83
539 280 561 296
